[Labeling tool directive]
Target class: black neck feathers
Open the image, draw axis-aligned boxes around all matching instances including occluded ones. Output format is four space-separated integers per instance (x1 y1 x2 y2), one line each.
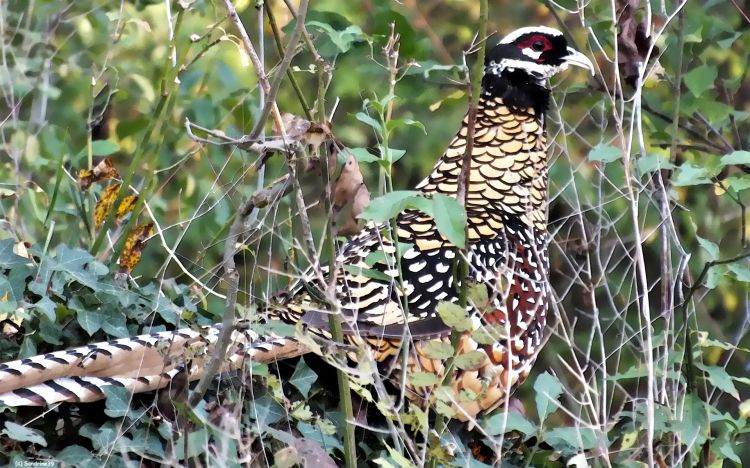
481 69 551 115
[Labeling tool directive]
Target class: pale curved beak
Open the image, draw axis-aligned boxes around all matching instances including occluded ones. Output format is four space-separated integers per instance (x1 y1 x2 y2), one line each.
562 47 595 76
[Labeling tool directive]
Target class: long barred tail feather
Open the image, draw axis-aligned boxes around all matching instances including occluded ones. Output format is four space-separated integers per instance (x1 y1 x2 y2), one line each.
0 324 307 407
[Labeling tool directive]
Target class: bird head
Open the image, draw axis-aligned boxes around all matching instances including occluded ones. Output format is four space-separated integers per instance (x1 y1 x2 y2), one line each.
485 26 595 84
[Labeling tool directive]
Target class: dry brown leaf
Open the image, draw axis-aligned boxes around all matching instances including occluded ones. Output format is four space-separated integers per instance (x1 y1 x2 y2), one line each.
95 184 121 228
114 195 138 223
616 0 659 87
333 152 371 236
119 223 154 273
95 184 139 228
79 157 119 190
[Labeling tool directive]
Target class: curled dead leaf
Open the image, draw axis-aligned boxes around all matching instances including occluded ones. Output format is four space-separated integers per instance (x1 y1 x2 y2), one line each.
95 184 139 228
333 151 371 236
119 223 154 273
616 0 659 87
79 158 119 190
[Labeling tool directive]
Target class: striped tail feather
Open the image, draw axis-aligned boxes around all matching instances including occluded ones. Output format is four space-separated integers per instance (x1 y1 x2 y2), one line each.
0 324 308 407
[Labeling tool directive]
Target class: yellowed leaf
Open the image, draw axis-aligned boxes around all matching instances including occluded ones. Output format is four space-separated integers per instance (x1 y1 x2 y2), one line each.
79 157 119 190
119 223 154 273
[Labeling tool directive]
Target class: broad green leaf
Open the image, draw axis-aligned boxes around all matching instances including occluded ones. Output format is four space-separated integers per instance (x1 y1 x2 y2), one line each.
250 393 285 427
103 385 131 417
305 21 364 55
728 263 750 282
720 151 750 166
427 194 466 248
4 421 47 446
637 153 675 174
360 190 419 222
588 144 621 163
56 446 95 466
543 427 600 452
684 65 717 96
385 119 426 135
76 307 106 335
534 372 563 423
409 372 440 387
91 140 120 156
483 411 536 436
453 350 487 371
290 358 318 398
725 176 750 192
696 363 740 400
672 163 713 186
697 236 719 261
436 302 471 332
676 394 709 447
471 324 508 345
421 340 453 360
297 421 344 453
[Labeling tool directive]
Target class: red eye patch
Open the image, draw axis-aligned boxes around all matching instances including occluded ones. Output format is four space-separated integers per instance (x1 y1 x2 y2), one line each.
516 35 553 53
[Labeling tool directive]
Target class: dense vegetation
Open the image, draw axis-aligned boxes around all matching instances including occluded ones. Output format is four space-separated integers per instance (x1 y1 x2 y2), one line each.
1 0 750 466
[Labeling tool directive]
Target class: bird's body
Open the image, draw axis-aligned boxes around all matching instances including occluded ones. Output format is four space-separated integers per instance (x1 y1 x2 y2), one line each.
0 26 593 422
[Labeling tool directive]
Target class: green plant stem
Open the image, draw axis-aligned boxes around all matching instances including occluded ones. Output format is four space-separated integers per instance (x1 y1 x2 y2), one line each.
429 1 487 462
264 0 313 120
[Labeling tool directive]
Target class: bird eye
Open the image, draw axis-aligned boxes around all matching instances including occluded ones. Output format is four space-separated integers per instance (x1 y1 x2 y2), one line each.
532 40 545 52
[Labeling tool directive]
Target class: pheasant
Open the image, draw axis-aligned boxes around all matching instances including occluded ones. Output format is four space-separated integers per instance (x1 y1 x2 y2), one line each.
0 26 593 421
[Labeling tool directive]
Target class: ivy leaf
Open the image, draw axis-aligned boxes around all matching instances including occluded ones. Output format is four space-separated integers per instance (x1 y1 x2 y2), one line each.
251 393 286 428
3 421 47 446
290 358 318 398
436 302 471 332
103 385 131 418
534 372 563 424
75 306 106 335
588 144 621 163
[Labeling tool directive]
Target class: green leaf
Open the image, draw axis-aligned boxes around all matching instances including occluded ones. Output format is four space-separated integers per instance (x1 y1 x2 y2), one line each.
385 119 426 135
637 153 675 174
720 151 750 166
346 147 379 163
454 350 487 371
436 302 472 332
75 306 106 335
684 65 717 96
3 421 47 446
251 393 285 428
409 372 440 387
672 163 714 186
697 236 720 261
483 411 536 436
360 190 420 222
728 263 750 282
588 144 621 163
103 385 131 417
725 176 750 192
676 394 709 447
421 340 453 360
696 363 740 400
290 358 318 398
534 372 563 423
355 111 383 133
427 194 466 248
471 324 508 345
56 446 95 466
0 239 29 266
467 283 488 307
543 427 600 452
306 21 364 55
91 140 120 156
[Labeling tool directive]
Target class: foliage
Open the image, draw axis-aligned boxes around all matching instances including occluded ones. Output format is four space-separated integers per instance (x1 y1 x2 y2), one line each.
2 0 750 466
